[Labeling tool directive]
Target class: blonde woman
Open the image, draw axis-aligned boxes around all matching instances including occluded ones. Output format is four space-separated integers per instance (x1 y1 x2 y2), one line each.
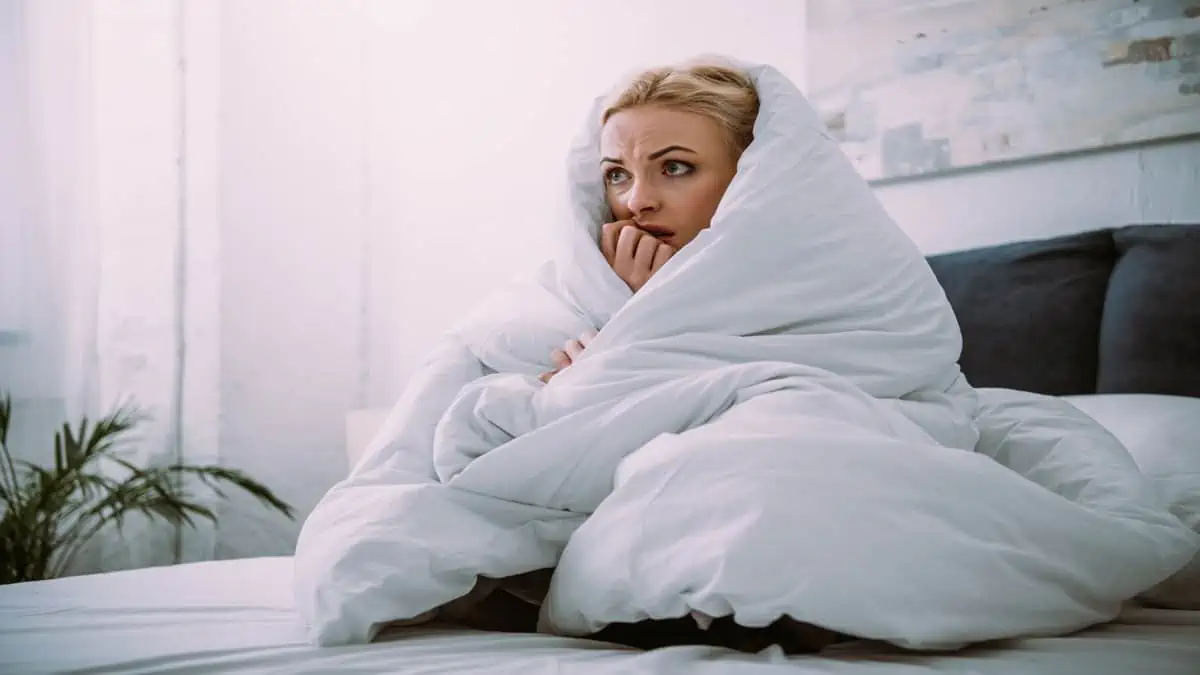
524 60 851 653
297 51 1193 658
543 61 759 382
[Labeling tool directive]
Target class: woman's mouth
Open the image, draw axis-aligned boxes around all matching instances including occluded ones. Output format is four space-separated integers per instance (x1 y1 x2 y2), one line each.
638 223 675 240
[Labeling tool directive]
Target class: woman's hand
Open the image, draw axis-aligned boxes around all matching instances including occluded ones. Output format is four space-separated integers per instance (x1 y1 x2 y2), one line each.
601 220 675 293
539 330 597 383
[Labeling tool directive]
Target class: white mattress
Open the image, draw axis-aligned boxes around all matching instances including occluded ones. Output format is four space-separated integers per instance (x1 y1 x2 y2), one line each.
1 557 1198 674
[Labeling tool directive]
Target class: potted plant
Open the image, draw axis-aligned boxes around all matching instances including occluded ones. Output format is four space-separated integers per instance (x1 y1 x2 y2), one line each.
0 392 294 585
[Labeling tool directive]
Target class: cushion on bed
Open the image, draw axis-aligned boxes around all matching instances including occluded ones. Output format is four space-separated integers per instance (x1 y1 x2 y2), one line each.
1063 393 1200 610
927 230 1116 395
1098 225 1200 398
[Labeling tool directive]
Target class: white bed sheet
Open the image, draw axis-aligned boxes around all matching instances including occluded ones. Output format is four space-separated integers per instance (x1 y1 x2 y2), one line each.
1 557 1198 675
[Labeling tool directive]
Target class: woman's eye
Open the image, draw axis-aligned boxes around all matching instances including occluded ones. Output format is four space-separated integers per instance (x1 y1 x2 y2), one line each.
605 168 629 185
663 160 693 177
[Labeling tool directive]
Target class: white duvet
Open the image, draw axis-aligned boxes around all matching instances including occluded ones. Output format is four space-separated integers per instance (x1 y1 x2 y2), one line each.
293 61 1199 650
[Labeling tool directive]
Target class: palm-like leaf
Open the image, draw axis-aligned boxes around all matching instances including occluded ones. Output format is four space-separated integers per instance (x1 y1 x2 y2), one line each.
0 392 294 585
0 395 21 508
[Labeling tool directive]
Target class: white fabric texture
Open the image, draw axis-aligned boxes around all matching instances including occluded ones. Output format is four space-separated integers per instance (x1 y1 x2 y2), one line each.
9 557 1200 675
1062 394 1200 609
292 61 1199 649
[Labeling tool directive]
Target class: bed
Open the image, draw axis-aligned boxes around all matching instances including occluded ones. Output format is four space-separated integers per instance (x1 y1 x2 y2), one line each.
2 224 1199 674
2 555 1199 674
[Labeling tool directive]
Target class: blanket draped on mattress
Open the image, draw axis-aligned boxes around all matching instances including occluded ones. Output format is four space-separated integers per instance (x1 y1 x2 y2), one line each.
293 60 1199 649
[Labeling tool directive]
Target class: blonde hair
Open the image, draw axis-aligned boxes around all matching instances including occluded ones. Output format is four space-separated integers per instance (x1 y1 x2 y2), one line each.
601 57 760 155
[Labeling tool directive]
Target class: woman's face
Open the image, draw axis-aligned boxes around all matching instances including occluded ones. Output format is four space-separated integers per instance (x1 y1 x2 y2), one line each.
600 105 740 249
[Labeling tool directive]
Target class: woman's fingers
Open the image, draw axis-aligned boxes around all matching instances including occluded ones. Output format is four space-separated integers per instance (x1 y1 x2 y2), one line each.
615 224 643 266
634 233 660 272
651 242 675 272
551 348 571 369
546 330 601 383
565 339 586 360
602 222 675 292
600 220 633 265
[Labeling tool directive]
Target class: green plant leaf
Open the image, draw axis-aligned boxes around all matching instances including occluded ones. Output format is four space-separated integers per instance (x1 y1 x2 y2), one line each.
74 472 121 502
53 434 65 474
48 471 226 578
0 392 295 584
78 404 143 467
0 393 21 507
168 465 295 519
0 392 10 446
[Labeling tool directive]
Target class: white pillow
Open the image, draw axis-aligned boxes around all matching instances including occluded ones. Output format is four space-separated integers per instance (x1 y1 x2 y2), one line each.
1062 394 1200 608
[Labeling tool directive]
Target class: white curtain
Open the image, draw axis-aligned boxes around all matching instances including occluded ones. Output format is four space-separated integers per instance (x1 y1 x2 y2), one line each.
0 0 219 574
1 1 94 423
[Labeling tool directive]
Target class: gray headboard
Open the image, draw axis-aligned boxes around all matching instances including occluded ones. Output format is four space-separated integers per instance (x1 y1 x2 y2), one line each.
926 224 1200 398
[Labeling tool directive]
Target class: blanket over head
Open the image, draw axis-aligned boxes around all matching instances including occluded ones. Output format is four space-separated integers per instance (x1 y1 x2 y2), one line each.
293 59 1199 650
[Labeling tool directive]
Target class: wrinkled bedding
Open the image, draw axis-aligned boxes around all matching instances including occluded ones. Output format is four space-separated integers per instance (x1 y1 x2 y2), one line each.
7 557 1200 675
293 60 1199 650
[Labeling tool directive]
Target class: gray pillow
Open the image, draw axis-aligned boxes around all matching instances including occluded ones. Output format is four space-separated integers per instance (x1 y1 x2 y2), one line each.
926 230 1116 395
1098 224 1200 398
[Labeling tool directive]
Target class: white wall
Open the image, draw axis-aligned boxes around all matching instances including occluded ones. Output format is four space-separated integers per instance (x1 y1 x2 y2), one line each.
877 139 1200 255
214 1 369 558
210 0 808 558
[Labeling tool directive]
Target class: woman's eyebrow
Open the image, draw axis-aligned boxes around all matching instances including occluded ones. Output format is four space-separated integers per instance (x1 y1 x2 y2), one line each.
600 145 698 165
648 145 696 160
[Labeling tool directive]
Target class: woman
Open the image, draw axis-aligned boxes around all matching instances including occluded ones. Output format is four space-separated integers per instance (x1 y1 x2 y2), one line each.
514 60 851 653
395 58 770 637
543 60 759 383
296 54 1196 656
298 50 978 651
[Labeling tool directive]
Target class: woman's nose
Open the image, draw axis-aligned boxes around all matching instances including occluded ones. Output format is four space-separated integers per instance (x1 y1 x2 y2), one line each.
625 180 661 215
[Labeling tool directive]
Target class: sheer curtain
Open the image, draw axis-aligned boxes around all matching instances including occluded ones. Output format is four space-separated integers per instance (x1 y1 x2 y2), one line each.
1 2 102 470
0 0 219 574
